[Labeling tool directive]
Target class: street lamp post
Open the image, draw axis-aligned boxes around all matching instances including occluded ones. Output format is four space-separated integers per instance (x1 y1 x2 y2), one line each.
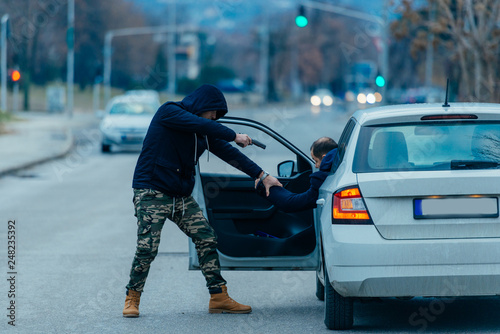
1 14 9 112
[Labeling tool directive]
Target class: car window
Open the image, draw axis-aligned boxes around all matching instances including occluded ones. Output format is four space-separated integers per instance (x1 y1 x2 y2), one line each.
198 124 302 177
109 102 158 115
332 118 356 172
353 122 500 172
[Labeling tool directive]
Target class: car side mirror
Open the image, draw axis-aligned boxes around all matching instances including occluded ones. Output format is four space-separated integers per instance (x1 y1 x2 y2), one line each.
277 160 295 178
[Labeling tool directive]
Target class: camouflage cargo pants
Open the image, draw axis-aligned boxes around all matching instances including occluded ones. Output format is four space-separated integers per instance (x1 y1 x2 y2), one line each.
126 188 227 292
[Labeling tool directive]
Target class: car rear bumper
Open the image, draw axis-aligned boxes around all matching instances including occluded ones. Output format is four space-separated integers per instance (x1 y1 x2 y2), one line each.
102 132 145 147
324 225 500 297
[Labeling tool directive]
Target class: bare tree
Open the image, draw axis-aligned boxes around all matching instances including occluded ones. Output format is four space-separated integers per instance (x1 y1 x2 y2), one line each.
392 0 500 102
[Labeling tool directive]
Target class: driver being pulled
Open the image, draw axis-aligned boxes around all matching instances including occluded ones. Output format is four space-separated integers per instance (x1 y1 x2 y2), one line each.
255 137 338 212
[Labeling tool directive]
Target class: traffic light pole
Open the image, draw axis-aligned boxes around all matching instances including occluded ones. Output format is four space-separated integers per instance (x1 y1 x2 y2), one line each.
1 14 8 112
13 74 18 112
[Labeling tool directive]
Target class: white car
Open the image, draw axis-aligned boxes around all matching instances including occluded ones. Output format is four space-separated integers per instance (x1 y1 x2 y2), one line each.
99 95 159 153
125 89 161 104
190 103 500 330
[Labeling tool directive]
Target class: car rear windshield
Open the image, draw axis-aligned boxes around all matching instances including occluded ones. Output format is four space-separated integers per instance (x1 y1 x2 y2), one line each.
109 102 157 115
353 122 500 172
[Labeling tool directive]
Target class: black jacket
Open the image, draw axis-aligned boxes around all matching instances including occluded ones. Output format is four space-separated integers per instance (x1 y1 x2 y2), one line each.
257 148 338 212
133 84 262 196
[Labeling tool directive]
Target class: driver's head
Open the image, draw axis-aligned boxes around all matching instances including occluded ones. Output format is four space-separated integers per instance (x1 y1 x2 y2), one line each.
310 137 338 168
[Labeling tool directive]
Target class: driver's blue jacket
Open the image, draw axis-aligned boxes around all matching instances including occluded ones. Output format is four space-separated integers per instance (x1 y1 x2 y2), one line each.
257 148 338 212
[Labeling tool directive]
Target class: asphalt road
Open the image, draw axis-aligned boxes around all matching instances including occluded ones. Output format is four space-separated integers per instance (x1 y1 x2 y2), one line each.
2 103 500 333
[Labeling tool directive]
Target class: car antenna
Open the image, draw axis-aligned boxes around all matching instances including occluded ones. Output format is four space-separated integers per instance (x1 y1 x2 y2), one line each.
442 78 450 108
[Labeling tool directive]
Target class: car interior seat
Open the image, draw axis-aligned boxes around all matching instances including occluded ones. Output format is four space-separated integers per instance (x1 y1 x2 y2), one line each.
471 125 500 161
370 131 410 169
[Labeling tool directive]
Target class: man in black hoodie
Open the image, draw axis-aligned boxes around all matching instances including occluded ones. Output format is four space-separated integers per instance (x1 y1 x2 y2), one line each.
123 84 281 317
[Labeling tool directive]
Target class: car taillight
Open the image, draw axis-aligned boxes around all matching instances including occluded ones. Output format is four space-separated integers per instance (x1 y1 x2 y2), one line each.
332 187 373 224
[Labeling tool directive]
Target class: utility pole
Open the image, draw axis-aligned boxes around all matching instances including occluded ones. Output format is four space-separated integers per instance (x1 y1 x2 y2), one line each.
103 32 113 105
167 1 176 98
259 10 269 105
67 0 75 118
1 14 9 112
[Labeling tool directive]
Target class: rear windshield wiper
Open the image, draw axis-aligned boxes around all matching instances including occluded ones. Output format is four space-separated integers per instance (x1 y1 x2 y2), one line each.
451 160 500 170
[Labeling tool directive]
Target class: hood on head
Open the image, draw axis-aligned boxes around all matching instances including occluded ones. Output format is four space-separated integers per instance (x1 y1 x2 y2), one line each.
181 84 228 119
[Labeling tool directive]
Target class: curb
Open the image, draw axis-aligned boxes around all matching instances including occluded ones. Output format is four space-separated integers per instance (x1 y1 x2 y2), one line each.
0 128 75 177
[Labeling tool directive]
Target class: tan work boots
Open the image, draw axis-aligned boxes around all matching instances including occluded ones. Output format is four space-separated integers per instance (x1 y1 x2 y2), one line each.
123 290 141 317
208 285 252 314
123 285 251 317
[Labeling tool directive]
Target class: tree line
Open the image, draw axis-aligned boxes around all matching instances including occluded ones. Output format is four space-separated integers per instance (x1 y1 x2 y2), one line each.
1 0 499 110
391 0 500 102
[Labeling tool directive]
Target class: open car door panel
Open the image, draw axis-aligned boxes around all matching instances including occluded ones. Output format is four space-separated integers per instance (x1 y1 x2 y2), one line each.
190 117 320 270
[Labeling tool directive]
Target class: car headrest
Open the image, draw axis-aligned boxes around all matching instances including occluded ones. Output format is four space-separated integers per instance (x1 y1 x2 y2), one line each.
471 125 500 160
370 131 409 169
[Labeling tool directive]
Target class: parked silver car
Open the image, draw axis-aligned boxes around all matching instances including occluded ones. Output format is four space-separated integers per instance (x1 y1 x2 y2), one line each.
190 103 500 330
99 95 159 153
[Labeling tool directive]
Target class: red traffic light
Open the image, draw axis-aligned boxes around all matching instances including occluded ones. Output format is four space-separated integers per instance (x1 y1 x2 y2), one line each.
11 70 20 82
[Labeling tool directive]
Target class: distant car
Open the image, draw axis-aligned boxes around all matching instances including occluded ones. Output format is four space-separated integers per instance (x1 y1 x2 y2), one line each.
215 79 249 93
310 89 335 107
99 95 159 153
125 89 161 105
387 86 446 104
189 103 500 330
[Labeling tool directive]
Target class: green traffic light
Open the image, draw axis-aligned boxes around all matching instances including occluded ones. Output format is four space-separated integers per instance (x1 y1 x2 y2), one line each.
295 15 308 28
376 75 385 87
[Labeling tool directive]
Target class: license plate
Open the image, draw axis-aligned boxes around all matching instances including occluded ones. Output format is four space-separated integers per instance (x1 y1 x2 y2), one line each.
414 197 499 219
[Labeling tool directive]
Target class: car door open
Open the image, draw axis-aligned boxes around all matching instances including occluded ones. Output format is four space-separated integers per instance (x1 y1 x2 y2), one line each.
190 117 320 270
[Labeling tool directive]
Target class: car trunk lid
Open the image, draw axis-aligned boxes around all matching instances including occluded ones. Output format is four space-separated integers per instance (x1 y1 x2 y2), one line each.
357 170 500 240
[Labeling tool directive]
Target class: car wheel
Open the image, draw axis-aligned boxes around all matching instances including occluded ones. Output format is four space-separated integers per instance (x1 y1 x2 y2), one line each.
101 143 111 153
316 273 325 301
324 270 353 330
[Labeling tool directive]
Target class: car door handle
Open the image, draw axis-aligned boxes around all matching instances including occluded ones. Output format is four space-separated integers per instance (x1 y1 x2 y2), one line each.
316 198 325 206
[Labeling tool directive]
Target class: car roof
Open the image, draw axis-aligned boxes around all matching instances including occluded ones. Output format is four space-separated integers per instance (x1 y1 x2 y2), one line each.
352 103 500 126
125 89 160 98
107 94 159 105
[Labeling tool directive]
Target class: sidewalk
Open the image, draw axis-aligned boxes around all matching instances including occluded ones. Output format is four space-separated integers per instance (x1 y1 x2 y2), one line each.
0 111 98 176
